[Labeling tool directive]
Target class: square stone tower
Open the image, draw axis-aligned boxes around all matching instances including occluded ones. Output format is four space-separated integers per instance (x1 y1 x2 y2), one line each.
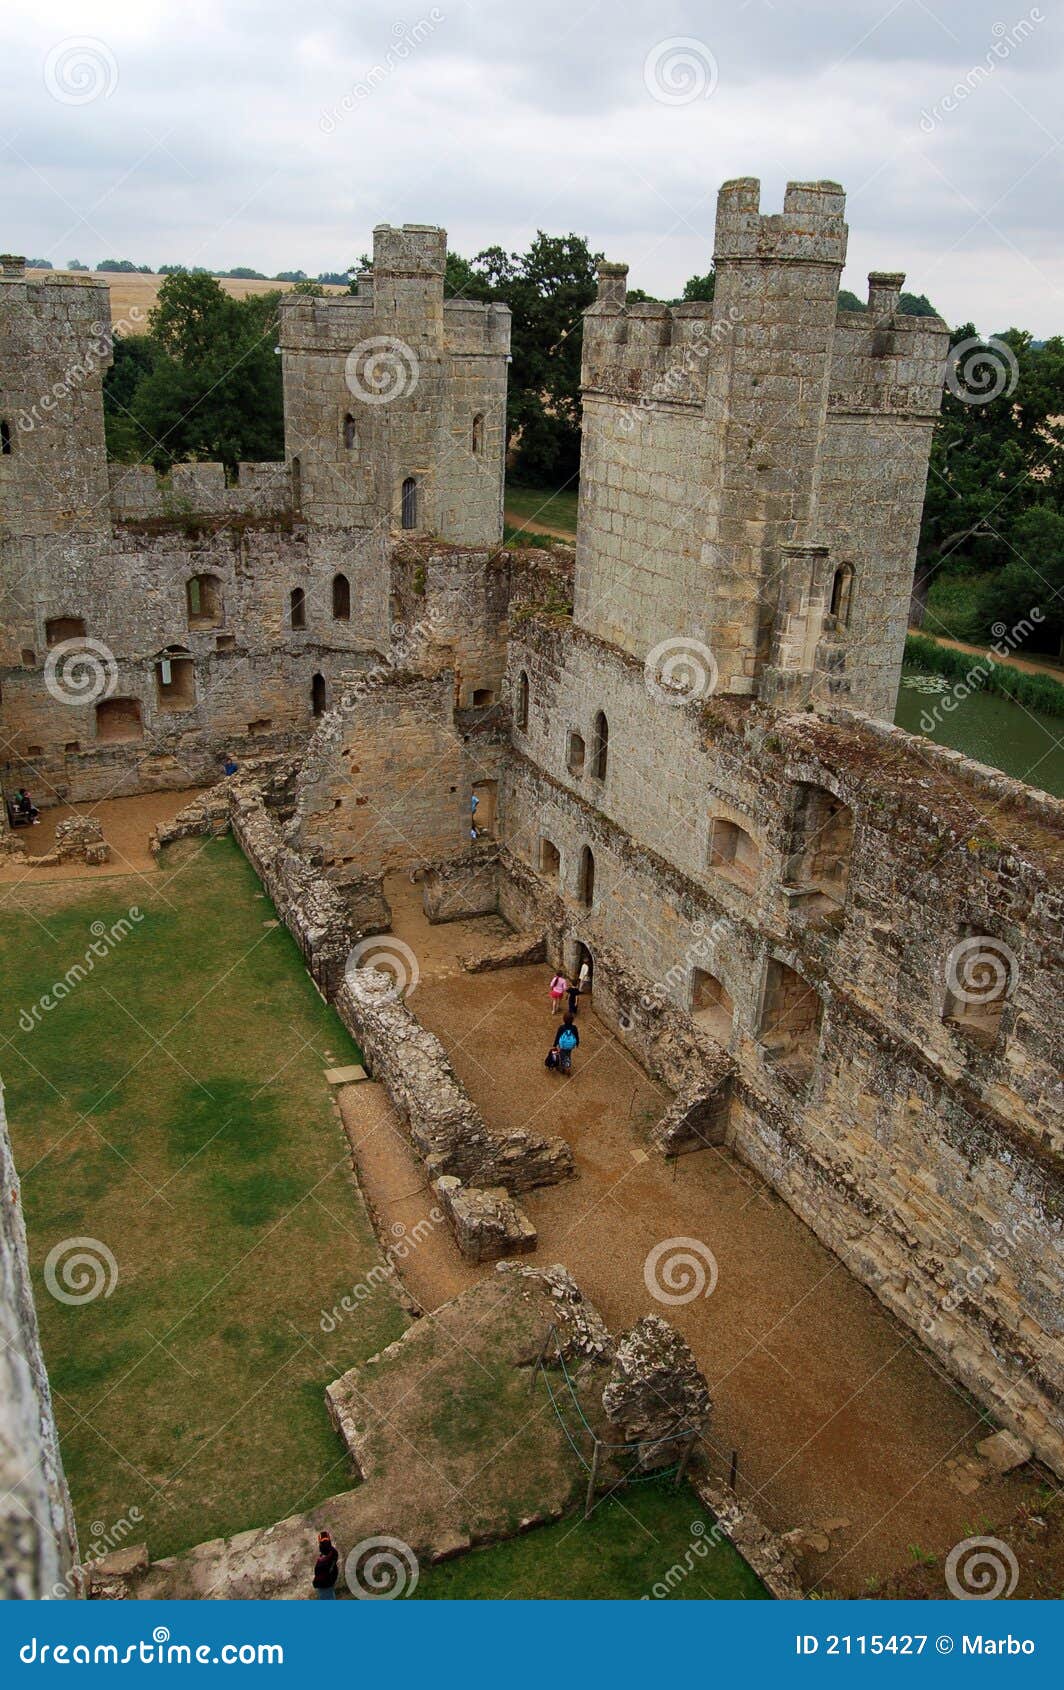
576 181 948 719
0 258 113 667
278 225 511 545
0 257 112 543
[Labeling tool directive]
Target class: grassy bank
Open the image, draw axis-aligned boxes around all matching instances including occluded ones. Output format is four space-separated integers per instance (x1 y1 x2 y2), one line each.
904 633 1064 718
504 482 579 538
413 1479 768 1600
0 837 405 1559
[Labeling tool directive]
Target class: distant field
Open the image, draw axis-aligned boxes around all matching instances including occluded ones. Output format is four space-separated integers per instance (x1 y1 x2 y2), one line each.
26 270 349 331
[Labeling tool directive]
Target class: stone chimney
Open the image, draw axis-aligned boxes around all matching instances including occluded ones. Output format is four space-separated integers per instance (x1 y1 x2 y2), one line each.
596 262 629 306
867 271 905 320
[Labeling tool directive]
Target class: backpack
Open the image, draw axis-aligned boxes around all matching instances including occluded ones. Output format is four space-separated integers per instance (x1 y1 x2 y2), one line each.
557 1027 577 1052
544 1048 560 1070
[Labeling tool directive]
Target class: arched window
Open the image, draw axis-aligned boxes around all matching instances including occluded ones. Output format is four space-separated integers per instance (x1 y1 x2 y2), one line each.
311 672 327 717
708 817 759 887
577 846 596 909
332 573 351 621
785 783 854 911
290 586 306 629
0 420 11 455
590 710 609 780
471 413 484 454
516 670 529 732
401 476 417 530
343 414 357 450
155 648 196 711
829 563 854 627
690 969 734 1042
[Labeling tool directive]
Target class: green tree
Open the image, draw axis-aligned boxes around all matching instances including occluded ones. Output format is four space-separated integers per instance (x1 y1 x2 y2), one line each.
913 327 1064 625
899 291 938 317
102 335 160 460
105 272 284 472
445 232 603 486
975 504 1064 657
682 270 716 303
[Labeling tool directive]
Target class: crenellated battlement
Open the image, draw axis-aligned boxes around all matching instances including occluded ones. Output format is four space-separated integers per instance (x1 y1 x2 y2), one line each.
829 271 949 419
279 223 509 359
278 219 510 545
714 177 848 266
582 270 721 409
581 179 852 411
108 461 294 522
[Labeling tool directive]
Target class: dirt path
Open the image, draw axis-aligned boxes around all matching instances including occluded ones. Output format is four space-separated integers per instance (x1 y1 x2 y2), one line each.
382 875 1040 1594
0 789 201 886
910 627 1064 683
335 1080 482 1311
504 510 576 542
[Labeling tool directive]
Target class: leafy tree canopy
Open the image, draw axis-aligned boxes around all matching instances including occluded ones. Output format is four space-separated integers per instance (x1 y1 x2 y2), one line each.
914 325 1064 650
103 271 284 473
443 232 603 485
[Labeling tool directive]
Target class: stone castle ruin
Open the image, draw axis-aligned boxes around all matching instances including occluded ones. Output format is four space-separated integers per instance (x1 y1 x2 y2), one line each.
1 181 1061 1592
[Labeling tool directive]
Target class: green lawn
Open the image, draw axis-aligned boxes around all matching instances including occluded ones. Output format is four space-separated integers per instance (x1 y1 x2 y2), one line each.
504 481 579 538
0 836 405 1560
414 1478 768 1600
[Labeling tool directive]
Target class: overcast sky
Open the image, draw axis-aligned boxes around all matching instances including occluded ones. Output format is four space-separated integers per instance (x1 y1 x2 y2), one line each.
2 0 1062 334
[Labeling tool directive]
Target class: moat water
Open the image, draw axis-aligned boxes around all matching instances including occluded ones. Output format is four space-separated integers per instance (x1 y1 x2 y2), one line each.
895 669 1064 797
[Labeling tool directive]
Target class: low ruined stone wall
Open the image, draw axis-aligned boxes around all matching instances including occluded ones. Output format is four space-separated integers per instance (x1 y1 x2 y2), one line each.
228 787 354 1001
334 973 573 1193
202 777 575 1197
108 462 292 521
0 1085 81 1598
419 847 500 922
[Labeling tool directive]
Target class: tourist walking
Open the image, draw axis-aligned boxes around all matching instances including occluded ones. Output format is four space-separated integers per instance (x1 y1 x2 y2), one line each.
577 958 591 997
549 971 568 1015
312 1530 340 1599
566 979 580 1016
554 1014 580 1073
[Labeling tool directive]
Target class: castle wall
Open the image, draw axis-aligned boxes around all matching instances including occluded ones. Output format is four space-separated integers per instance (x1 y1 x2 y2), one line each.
504 617 1064 1470
0 1082 81 1598
1 524 389 803
813 293 948 716
288 543 559 880
107 462 293 521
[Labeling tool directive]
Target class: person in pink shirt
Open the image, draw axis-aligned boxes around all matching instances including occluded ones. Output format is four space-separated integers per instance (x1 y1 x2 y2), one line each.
549 971 569 1015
